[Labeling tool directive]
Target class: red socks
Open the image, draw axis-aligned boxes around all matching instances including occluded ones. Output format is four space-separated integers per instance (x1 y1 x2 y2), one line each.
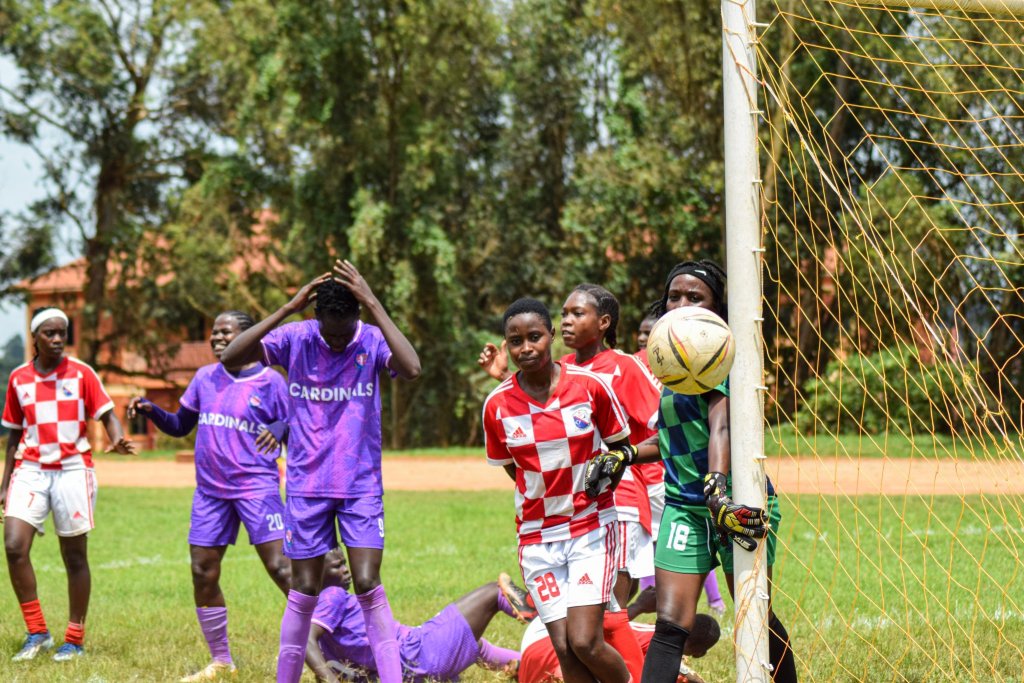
65 622 85 646
19 600 47 634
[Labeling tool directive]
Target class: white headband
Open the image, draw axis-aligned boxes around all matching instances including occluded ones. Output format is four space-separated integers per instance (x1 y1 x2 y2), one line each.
30 308 69 334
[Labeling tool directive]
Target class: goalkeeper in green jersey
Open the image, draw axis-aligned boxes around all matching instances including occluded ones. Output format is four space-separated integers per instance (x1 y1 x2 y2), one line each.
626 260 798 683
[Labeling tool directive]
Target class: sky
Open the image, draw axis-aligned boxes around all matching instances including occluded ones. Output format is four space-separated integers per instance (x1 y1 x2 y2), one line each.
0 58 58 342
0 137 44 341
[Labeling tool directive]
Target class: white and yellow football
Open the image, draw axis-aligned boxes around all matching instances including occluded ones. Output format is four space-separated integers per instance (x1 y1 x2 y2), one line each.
646 307 735 395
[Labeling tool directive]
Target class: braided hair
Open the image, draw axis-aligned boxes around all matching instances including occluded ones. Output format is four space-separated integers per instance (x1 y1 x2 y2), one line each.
571 283 621 349
315 279 360 320
656 259 728 319
220 310 256 332
502 298 553 334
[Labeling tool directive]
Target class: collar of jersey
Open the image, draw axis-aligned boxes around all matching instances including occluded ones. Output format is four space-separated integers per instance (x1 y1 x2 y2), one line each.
315 319 363 354
32 355 69 379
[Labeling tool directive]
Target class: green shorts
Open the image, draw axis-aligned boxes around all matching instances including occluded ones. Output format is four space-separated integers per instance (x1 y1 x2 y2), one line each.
654 495 781 575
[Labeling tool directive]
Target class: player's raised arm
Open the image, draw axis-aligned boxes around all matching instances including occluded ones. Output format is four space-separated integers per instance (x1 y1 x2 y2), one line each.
332 259 421 380
220 273 332 368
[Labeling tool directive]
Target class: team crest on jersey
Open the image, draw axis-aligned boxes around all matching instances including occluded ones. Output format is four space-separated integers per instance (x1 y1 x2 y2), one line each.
62 385 74 398
572 408 591 430
249 395 262 408
355 350 368 368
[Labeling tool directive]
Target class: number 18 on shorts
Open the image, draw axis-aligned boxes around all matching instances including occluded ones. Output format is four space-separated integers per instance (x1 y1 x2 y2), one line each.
518 523 618 624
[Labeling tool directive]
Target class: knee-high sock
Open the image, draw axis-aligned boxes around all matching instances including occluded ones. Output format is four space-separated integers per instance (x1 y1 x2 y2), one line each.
640 619 689 683
768 614 797 683
703 571 724 606
639 575 656 592
604 610 644 683
196 607 232 665
356 585 403 683
277 590 318 683
477 638 519 668
496 586 517 618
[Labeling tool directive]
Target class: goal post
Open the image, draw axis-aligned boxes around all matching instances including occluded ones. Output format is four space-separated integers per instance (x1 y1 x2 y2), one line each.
724 0 1024 678
721 0 772 680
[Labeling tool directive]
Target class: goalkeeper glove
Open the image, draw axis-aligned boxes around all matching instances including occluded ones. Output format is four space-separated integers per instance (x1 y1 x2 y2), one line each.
703 471 768 552
584 443 638 499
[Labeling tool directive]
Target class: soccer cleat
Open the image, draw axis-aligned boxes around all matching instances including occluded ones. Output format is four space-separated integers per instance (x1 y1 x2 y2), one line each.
498 572 538 623
52 642 84 661
179 660 238 682
12 631 54 661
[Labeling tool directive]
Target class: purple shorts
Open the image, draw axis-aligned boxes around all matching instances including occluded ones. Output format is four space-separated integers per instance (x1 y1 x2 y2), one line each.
284 495 385 559
189 490 286 547
400 604 479 681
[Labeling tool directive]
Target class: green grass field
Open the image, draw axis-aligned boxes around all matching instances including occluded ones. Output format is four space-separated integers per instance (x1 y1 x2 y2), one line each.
1 489 1022 682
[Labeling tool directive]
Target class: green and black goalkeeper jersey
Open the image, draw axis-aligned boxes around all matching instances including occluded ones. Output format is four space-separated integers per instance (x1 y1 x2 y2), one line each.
657 379 775 509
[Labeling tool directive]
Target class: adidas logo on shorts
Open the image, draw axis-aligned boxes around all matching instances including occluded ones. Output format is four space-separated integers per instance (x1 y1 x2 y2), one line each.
578 573 594 586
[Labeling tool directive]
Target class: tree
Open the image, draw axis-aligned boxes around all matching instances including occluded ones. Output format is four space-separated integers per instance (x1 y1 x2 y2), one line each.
0 332 25 422
0 0 233 365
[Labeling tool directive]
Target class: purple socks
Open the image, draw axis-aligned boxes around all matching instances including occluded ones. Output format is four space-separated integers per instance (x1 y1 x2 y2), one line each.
196 607 232 665
277 590 318 683
496 586 517 618
477 638 520 669
356 585 403 683
639 575 656 591
704 570 724 606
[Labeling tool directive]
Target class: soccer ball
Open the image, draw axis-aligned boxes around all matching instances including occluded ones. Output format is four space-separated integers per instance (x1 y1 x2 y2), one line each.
646 307 735 394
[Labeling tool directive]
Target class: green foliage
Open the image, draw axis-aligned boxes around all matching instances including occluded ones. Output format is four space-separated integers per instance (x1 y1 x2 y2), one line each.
0 333 25 422
795 344 983 436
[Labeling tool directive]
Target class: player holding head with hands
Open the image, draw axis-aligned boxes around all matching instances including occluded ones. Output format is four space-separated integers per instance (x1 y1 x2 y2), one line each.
219 260 421 683
631 260 797 683
482 297 636 683
1 307 136 663
128 309 292 681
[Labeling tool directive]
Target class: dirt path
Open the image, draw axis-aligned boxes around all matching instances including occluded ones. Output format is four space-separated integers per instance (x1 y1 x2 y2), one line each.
93 455 1024 495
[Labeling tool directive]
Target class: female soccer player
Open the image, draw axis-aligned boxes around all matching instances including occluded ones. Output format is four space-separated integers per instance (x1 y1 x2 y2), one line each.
558 286 661 600
219 260 421 683
1 307 136 662
632 310 726 617
482 297 635 683
305 549 527 682
632 260 797 683
128 310 291 681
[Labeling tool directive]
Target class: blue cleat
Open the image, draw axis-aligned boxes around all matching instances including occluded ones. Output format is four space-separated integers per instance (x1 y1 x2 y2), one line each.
52 642 84 661
12 631 54 661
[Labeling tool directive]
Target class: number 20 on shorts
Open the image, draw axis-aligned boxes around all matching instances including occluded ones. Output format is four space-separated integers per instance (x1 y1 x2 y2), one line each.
533 572 561 603
668 521 690 551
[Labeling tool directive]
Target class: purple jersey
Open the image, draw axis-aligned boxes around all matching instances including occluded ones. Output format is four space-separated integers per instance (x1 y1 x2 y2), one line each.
262 320 393 497
313 587 409 672
313 588 479 681
178 364 289 499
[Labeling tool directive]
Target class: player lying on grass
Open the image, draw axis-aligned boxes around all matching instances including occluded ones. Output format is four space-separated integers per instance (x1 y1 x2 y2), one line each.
128 309 292 681
220 261 421 683
304 548 528 682
519 612 720 683
1 307 136 663
482 297 637 683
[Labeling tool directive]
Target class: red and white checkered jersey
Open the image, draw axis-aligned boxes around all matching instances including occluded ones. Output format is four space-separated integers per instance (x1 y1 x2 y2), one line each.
632 349 665 490
483 362 630 545
2 357 114 470
562 349 660 532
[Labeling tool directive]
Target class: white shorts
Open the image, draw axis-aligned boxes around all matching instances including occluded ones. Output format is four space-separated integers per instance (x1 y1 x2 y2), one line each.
519 523 619 624
3 467 97 537
618 520 655 579
647 482 666 538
